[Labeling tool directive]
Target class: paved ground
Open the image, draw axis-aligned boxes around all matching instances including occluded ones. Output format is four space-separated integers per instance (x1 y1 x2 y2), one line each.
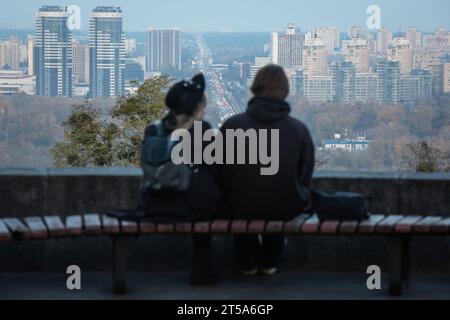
1 271 449 300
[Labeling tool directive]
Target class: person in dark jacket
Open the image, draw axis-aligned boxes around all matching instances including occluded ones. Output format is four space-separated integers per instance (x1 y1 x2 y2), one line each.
138 74 227 285
218 64 315 275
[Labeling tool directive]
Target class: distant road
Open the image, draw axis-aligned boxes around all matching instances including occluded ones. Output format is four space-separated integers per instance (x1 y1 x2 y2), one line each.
195 35 244 126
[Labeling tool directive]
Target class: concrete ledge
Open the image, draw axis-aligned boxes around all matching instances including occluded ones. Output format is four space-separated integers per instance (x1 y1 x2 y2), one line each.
1 168 450 217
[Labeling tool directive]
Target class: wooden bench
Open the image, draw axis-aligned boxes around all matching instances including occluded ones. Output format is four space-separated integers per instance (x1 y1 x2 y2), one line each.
1 214 449 296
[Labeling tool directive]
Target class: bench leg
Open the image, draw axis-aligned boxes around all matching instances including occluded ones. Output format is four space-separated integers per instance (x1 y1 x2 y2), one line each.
112 236 128 294
388 236 410 296
402 237 411 288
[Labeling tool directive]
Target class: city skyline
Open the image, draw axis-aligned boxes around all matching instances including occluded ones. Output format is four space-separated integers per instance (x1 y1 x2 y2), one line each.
0 0 449 32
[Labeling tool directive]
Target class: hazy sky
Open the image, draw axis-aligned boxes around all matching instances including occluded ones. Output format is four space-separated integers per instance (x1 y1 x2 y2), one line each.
0 0 449 32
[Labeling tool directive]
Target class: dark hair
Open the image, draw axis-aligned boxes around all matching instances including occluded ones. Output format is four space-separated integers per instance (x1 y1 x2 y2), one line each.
251 64 290 100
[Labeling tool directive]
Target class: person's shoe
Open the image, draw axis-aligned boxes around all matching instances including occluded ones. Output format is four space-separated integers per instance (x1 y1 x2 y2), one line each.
190 250 222 286
260 267 277 276
242 268 258 276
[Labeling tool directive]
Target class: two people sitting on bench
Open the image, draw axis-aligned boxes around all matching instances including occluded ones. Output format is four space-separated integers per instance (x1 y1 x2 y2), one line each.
130 65 315 285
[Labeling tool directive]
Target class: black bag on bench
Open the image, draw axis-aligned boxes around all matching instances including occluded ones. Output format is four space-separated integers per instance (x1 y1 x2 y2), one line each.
310 190 369 222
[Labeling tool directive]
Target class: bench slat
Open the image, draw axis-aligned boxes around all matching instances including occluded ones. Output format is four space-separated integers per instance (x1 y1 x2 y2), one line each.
320 221 340 235
413 216 443 234
3 218 31 240
157 224 175 234
44 216 66 237
395 216 423 234
211 220 230 233
284 215 309 234
376 215 405 233
358 215 385 234
339 221 359 234
193 222 210 234
0 219 12 242
301 215 320 234
175 223 192 234
139 222 156 234
84 214 102 235
430 218 450 234
24 217 48 239
248 221 266 234
102 215 120 234
65 215 83 236
230 220 247 234
266 221 285 234
120 220 139 234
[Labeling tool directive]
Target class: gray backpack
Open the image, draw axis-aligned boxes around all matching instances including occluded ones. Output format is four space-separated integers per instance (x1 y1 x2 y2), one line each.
140 122 192 193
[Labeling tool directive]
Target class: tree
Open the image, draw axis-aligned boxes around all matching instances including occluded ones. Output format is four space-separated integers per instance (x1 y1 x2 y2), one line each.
405 142 450 173
52 76 171 167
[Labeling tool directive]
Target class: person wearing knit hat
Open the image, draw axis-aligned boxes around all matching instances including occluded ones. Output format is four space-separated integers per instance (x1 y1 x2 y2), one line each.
165 73 206 116
141 73 226 286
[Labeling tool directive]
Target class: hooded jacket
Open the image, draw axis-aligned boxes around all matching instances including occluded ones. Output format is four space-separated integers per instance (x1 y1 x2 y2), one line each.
218 96 315 221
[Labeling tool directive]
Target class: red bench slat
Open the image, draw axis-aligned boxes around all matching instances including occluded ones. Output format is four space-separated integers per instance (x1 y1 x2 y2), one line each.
120 220 139 234
339 221 359 234
266 221 285 234
358 215 385 234
0 219 12 242
375 215 404 234
230 220 247 234
248 221 266 234
284 215 309 234
102 215 120 234
320 221 340 235
211 220 230 233
193 222 210 234
139 222 156 234
430 218 450 234
157 224 175 234
44 216 66 237
24 217 48 239
84 214 102 235
301 215 320 234
65 215 83 236
3 218 31 240
413 216 443 234
395 216 423 234
175 223 192 234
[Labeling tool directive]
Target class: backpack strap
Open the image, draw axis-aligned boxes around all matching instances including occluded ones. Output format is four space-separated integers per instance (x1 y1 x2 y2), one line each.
153 121 165 137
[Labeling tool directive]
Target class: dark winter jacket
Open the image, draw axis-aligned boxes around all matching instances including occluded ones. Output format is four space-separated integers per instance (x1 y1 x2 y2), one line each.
141 118 228 222
218 96 315 221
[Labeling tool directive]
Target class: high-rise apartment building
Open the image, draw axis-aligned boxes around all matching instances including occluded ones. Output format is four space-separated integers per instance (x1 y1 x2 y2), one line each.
271 24 303 69
330 61 355 103
376 27 393 54
35 6 72 97
389 38 413 74
89 6 125 98
302 36 329 76
399 69 432 103
406 28 422 48
0 37 21 70
443 62 450 94
375 59 401 103
316 26 340 54
72 41 90 84
342 38 370 73
147 28 182 72
27 38 35 76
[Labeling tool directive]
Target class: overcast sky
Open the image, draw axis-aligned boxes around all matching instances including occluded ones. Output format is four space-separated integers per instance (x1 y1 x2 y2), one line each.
0 0 449 32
